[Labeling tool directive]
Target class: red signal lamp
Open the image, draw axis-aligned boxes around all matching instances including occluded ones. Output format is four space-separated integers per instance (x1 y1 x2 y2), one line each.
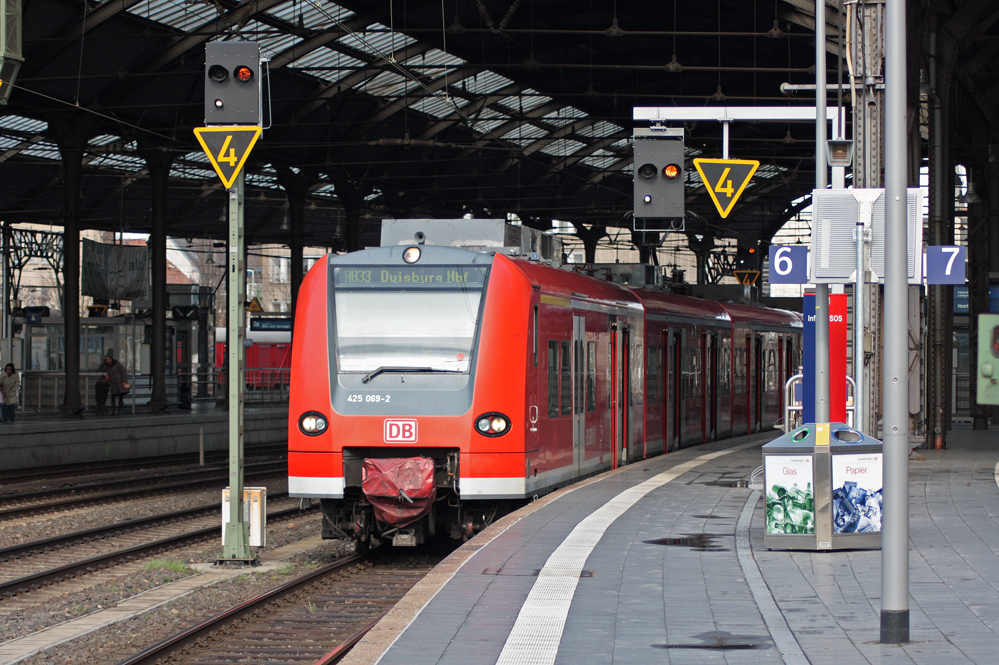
662 163 681 179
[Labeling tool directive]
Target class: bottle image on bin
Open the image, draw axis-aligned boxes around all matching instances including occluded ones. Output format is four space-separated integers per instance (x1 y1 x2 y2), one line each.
766 482 815 534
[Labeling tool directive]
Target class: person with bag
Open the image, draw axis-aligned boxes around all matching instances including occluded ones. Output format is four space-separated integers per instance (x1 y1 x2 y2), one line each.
1 363 20 422
103 350 129 416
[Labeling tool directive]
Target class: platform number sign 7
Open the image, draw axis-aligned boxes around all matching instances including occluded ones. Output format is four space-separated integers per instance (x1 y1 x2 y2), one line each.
924 246 966 285
768 245 808 284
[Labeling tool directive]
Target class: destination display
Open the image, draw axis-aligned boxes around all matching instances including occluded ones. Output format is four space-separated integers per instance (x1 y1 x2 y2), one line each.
334 266 488 288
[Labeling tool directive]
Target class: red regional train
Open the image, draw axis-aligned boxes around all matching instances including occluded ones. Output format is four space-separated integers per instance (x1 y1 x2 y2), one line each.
289 244 801 549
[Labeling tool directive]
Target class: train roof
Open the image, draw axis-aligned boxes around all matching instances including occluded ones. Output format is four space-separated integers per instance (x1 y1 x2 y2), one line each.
503 255 644 311
716 300 803 329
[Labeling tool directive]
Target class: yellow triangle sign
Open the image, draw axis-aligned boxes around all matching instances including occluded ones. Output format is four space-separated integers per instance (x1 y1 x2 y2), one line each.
247 297 264 312
734 270 760 286
693 158 760 218
194 126 262 189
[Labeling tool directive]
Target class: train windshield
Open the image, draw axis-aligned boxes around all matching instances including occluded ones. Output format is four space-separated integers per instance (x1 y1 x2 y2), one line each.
332 265 489 373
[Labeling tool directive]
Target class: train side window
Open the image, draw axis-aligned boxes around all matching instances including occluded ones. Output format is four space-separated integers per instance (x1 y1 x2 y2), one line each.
547 341 559 418
533 306 539 367
586 341 596 412
560 340 571 416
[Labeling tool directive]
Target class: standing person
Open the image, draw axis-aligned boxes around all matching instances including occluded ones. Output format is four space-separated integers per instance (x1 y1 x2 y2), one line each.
103 351 129 416
1 363 19 422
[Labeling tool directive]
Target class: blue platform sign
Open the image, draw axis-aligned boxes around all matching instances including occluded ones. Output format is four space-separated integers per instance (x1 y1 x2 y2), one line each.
802 294 816 423
769 245 808 284
925 246 965 285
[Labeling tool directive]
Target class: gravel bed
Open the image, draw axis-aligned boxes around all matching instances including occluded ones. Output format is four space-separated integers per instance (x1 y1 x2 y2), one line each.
0 475 288 549
4 519 356 665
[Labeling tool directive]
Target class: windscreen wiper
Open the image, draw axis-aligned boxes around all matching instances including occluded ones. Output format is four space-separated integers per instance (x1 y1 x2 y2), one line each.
361 366 460 384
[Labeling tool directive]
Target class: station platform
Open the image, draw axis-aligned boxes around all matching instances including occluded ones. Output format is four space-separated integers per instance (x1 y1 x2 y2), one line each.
0 404 289 472
342 429 999 665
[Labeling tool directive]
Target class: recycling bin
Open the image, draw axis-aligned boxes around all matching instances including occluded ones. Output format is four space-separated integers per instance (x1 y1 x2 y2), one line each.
763 423 882 551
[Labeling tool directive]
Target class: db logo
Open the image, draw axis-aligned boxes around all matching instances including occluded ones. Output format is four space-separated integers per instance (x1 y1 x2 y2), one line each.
384 419 418 443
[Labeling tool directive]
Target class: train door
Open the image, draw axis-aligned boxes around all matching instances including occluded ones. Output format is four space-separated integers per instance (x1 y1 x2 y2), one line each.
610 319 620 468
777 338 785 417
669 330 683 450
703 332 718 441
572 315 585 477
528 304 540 452
621 326 630 465
753 334 764 431
610 319 629 469
661 329 669 452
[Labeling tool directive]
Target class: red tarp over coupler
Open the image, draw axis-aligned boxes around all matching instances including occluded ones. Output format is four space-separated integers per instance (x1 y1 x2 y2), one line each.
361 457 437 529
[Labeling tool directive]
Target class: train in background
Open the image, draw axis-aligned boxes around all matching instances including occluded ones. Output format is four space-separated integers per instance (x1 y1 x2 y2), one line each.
215 327 291 388
287 229 802 551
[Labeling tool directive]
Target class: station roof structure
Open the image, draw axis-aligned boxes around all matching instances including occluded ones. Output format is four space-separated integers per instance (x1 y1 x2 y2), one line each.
0 0 996 250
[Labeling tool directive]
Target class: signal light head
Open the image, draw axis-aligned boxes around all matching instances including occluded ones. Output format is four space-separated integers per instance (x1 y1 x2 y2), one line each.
637 163 657 180
208 65 228 83
235 65 254 83
662 163 681 179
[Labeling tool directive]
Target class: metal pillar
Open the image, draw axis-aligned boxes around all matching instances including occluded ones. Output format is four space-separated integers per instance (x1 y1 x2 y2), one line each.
54 123 88 417
850 0 886 436
219 171 254 563
880 0 909 644
814 0 829 424
142 146 173 413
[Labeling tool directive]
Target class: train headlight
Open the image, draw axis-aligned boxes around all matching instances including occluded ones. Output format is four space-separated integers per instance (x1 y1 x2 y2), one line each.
402 246 421 263
299 411 329 436
474 412 511 437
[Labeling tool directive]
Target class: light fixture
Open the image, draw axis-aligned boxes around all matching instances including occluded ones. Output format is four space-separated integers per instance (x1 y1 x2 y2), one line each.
960 182 982 205
826 140 854 167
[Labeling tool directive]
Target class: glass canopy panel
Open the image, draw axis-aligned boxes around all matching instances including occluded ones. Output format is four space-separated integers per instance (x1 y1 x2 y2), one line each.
19 140 61 161
500 124 547 141
364 70 418 97
126 0 217 32
581 152 620 170
576 121 624 140
412 94 459 119
288 49 365 83
0 115 47 133
265 1 355 29
500 89 551 114
539 139 587 158
338 22 416 60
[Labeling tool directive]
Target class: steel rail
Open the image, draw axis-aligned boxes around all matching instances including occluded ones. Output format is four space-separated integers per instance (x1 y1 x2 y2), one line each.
0 504 314 598
0 462 287 520
0 491 291 560
116 553 368 665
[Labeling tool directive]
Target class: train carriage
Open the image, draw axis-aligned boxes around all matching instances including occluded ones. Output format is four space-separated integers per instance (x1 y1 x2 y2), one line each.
289 244 801 550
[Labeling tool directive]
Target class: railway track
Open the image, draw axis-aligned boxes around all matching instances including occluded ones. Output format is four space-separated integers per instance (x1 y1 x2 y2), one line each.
0 498 316 599
117 546 452 665
0 443 288 486
0 460 288 520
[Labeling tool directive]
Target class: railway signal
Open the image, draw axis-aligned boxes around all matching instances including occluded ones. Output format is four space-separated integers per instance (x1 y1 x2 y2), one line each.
633 128 685 224
204 41 261 126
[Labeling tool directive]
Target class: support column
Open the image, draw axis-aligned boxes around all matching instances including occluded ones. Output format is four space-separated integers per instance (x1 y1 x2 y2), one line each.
967 162 990 430
50 116 95 418
573 223 606 264
331 175 371 252
140 144 175 413
686 233 715 285
275 167 310 323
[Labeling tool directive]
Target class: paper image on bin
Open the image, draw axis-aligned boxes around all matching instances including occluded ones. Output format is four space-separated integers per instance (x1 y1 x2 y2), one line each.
765 455 814 535
832 453 883 534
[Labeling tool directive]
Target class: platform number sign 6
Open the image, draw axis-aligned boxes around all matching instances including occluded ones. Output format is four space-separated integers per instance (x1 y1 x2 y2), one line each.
924 246 966 285
768 245 808 284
